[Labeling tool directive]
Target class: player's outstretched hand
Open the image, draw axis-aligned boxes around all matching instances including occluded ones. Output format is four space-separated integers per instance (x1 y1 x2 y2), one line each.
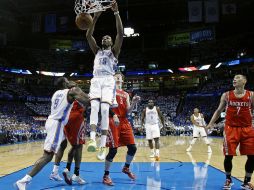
111 0 118 12
132 95 141 104
206 124 213 129
113 114 120 126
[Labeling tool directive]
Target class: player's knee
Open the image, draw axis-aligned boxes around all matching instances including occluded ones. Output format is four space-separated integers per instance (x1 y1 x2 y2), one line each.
101 103 109 116
224 155 233 162
247 155 254 161
191 138 197 144
202 137 210 144
91 100 100 113
106 148 118 162
127 144 137 156
101 103 110 130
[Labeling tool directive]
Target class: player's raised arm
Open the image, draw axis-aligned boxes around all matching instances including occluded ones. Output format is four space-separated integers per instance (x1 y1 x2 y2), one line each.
86 12 102 54
111 1 123 58
127 94 141 114
207 92 227 129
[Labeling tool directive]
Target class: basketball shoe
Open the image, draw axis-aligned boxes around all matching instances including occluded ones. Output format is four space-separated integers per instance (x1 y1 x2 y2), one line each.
97 147 107 160
50 172 63 181
103 175 114 186
62 168 72 185
241 182 254 190
122 166 136 180
87 139 97 152
223 179 234 190
15 180 28 190
72 174 86 185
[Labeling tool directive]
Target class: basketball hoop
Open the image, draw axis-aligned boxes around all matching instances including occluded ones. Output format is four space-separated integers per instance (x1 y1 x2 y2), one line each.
74 0 114 14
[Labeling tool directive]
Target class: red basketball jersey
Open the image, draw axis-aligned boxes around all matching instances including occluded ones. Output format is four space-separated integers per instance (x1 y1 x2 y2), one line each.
68 100 85 123
225 90 253 127
112 89 128 117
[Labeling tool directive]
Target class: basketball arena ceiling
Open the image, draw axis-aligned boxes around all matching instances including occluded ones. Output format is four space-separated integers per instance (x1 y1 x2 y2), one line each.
1 0 253 37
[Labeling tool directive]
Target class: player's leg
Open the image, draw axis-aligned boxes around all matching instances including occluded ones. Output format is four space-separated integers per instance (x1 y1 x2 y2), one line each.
98 77 115 160
239 127 254 189
200 127 212 153
223 155 234 189
152 125 161 161
72 144 86 185
122 144 137 180
16 119 64 190
63 145 76 185
146 125 155 157
97 102 110 160
120 122 137 180
50 139 67 181
16 151 54 190
88 99 100 152
154 137 160 161
103 118 119 186
103 148 118 186
186 126 198 152
223 126 238 189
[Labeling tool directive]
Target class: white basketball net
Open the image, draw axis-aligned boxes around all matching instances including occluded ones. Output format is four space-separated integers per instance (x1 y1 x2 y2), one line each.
74 0 114 14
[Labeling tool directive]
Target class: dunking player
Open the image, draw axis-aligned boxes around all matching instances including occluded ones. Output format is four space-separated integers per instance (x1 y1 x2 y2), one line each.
15 77 89 190
186 108 212 153
141 100 165 161
86 1 123 160
49 82 87 185
207 74 254 190
103 72 140 186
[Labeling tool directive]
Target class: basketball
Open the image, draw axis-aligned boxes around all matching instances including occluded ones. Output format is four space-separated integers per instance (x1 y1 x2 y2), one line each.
75 13 93 30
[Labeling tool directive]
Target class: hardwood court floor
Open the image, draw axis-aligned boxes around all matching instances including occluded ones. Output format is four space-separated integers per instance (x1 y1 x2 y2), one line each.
0 136 251 183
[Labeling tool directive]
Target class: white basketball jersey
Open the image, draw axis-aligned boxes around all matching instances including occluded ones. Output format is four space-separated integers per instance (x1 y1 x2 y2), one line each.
193 113 205 126
48 89 72 122
145 106 159 125
93 49 118 77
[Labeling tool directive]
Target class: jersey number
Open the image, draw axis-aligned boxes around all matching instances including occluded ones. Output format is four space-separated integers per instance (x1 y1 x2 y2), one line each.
99 57 107 65
236 106 241 115
53 98 59 109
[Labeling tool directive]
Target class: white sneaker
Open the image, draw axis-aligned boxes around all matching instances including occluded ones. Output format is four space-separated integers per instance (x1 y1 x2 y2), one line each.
15 180 28 190
62 168 72 185
97 147 107 160
72 174 86 185
207 146 212 153
50 172 63 181
87 140 97 152
186 146 192 152
149 153 155 158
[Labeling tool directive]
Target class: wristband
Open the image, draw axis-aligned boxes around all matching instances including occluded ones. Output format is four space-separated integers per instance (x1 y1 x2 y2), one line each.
114 11 119 15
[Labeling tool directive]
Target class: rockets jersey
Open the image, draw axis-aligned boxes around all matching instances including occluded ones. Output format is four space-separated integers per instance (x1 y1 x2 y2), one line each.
112 89 128 118
48 89 72 123
93 49 118 77
67 100 85 124
225 90 253 127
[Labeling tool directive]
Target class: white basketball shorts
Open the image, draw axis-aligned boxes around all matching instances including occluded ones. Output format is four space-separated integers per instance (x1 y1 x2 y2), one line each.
44 118 66 153
145 124 160 140
193 126 207 137
89 76 116 105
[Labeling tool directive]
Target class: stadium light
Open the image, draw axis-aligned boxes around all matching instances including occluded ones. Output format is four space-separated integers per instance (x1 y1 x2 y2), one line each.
124 27 139 38
215 62 222 68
